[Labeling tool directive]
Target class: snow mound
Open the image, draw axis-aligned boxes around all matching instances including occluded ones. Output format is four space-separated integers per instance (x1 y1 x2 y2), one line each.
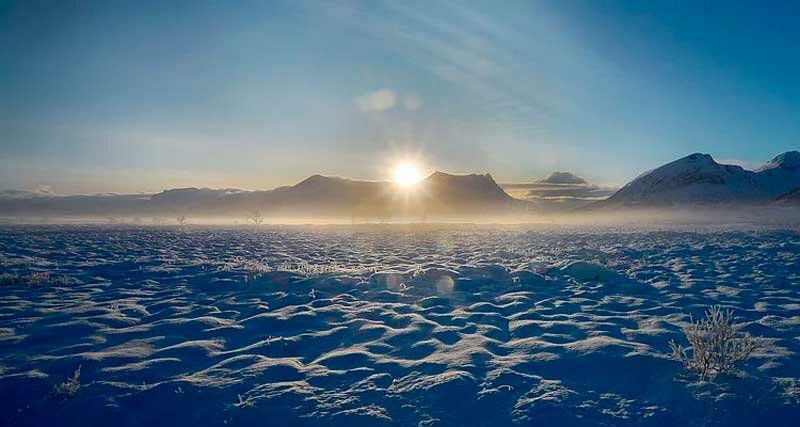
558 261 620 282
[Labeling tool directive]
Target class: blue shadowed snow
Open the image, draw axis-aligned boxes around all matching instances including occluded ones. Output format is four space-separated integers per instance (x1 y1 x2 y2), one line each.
1 225 800 426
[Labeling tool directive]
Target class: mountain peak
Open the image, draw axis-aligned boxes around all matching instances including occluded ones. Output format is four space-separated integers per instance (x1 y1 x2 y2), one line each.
773 150 800 162
152 187 241 197
680 153 716 163
426 171 496 182
599 150 800 208
294 174 346 188
538 171 587 185
421 171 514 204
758 151 800 172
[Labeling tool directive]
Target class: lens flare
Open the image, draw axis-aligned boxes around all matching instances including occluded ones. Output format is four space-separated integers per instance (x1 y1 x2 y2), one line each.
393 163 422 187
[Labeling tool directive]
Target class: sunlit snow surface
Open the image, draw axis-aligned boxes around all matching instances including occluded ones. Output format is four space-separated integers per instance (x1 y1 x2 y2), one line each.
2 225 800 426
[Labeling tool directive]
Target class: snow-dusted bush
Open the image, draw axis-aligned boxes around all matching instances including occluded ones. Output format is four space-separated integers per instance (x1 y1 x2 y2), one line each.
669 306 757 379
53 366 81 399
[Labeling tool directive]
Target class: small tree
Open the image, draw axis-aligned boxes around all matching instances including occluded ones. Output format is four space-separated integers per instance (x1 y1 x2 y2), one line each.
247 209 264 226
669 306 757 379
176 215 187 226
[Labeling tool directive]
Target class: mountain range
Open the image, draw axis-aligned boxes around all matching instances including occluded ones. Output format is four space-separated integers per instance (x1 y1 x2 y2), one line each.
594 151 800 208
0 172 524 220
1 151 799 221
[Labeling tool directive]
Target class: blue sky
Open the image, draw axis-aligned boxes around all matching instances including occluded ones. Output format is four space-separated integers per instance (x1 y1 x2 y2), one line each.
1 0 798 193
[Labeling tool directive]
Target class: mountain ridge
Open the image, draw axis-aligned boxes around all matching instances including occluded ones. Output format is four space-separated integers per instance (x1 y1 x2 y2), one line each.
595 151 800 208
4 152 800 220
0 171 526 220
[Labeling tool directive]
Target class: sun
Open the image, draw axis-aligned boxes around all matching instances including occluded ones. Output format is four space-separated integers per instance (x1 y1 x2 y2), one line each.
393 162 422 187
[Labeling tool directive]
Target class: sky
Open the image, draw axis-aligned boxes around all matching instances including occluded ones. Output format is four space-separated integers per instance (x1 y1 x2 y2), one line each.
1 0 799 194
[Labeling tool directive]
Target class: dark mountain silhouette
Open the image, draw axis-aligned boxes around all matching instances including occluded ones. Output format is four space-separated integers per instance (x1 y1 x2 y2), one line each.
537 171 587 185
0 172 526 220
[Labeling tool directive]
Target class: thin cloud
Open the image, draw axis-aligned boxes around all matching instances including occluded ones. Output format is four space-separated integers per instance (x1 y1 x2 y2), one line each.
355 88 397 113
317 1 573 135
403 93 423 110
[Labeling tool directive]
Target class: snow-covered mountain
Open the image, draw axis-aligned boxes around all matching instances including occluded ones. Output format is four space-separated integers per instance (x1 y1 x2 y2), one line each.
597 151 800 207
754 151 800 196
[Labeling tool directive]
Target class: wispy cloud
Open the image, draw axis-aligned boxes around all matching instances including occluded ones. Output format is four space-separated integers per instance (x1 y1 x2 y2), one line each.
355 88 397 113
402 93 422 110
315 0 579 135
355 89 424 113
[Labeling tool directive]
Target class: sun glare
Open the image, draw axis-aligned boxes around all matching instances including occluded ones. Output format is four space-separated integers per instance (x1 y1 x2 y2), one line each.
393 163 422 187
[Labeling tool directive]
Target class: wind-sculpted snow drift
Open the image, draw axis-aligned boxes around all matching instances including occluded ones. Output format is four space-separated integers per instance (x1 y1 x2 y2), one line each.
1 225 800 426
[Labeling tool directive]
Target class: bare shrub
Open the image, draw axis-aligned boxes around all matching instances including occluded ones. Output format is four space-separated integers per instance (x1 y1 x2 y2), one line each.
0 273 21 286
669 306 757 379
53 366 81 399
0 272 71 286
247 210 264 226
26 272 51 285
